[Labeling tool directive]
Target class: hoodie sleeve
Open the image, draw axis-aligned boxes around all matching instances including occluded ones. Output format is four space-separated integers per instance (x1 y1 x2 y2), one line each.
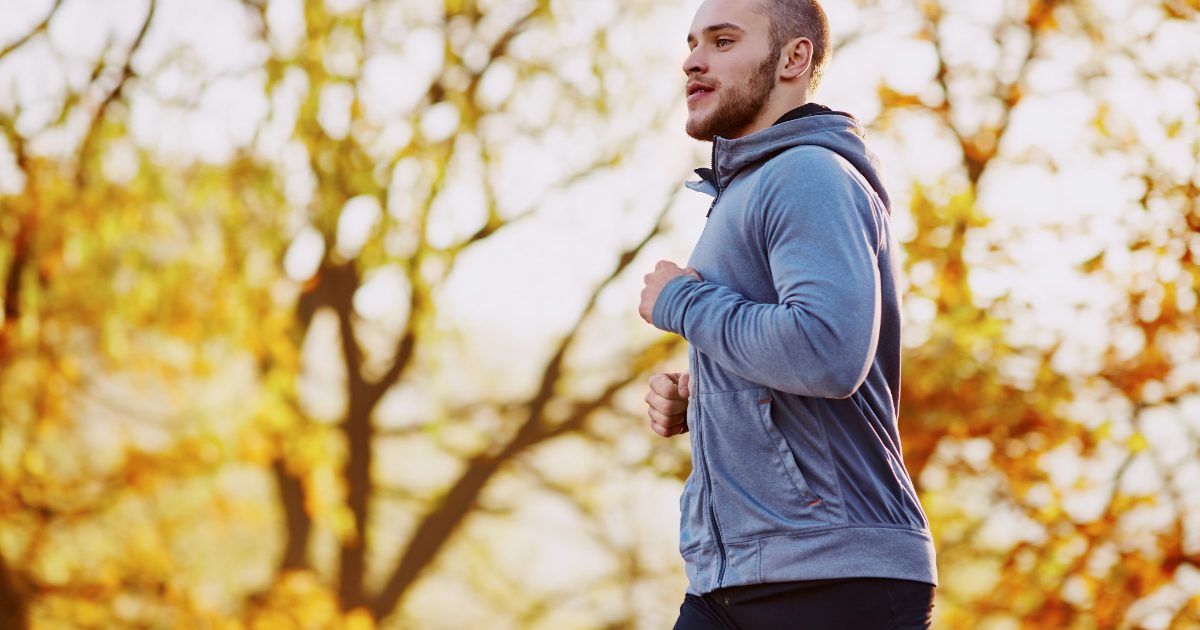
651 150 883 399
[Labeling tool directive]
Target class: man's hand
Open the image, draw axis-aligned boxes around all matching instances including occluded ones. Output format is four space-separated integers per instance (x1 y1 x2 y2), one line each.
645 372 691 437
639 260 702 324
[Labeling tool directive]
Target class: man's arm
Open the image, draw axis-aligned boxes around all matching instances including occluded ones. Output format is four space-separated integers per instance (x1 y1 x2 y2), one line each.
651 152 882 399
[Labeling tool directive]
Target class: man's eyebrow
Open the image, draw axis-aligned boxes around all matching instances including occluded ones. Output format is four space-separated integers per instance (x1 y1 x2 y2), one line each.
686 22 746 44
703 22 746 36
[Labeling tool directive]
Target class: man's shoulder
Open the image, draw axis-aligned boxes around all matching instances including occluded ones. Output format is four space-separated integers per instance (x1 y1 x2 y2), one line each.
759 144 857 181
750 145 874 211
751 144 886 235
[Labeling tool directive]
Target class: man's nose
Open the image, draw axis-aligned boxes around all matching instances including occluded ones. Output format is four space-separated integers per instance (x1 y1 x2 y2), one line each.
682 48 706 75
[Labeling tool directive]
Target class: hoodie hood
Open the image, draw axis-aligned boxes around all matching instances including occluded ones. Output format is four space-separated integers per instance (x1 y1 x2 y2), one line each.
685 114 892 214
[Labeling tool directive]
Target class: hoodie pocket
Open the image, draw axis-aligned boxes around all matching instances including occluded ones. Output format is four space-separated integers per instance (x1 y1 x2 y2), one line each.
698 388 826 540
678 465 710 555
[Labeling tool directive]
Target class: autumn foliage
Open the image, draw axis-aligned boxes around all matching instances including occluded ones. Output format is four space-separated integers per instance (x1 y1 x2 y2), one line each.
1 0 1199 629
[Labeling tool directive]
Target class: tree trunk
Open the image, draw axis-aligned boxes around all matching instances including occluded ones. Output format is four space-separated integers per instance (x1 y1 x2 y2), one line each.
273 459 312 571
0 551 28 630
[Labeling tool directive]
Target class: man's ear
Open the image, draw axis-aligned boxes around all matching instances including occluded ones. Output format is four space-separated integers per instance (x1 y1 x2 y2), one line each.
779 37 813 81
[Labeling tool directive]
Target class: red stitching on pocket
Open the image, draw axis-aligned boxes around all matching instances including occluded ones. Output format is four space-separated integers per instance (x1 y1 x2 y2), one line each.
808 500 821 507
758 399 772 404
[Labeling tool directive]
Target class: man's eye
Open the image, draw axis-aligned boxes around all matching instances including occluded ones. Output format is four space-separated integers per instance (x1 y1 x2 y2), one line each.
716 38 732 47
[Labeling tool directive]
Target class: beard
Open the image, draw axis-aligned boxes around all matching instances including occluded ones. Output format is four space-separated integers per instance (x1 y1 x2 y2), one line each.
685 50 778 141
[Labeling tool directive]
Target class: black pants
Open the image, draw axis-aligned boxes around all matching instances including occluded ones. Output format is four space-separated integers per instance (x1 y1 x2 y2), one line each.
672 578 934 630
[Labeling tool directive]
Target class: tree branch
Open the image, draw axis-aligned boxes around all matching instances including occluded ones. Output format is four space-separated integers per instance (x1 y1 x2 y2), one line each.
918 0 1048 187
0 113 34 366
347 0 558 417
76 0 156 184
367 335 678 621
0 0 65 64
367 194 678 621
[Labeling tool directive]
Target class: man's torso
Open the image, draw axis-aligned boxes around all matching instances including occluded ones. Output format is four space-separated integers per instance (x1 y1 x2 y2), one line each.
678 135 935 594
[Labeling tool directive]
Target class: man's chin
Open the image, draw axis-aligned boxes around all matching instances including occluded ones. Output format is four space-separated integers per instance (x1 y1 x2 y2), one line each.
685 114 717 142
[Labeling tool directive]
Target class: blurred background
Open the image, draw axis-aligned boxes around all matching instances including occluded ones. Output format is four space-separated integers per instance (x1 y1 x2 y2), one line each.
1 0 1199 628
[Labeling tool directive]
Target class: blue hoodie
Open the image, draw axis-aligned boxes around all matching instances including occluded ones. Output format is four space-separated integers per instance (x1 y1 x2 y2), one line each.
652 113 938 595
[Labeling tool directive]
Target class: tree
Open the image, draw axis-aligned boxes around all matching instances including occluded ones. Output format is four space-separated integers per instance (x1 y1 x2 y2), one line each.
2 0 1199 628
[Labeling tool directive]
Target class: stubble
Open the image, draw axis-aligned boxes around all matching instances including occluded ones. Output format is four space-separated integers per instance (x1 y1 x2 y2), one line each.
685 50 779 141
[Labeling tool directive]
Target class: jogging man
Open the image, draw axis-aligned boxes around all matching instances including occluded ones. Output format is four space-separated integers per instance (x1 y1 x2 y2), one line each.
637 0 937 627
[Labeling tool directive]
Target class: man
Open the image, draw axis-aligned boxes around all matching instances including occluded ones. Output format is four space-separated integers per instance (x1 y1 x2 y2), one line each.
637 0 937 628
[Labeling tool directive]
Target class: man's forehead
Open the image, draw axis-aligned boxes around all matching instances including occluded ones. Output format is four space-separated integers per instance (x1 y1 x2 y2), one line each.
688 0 767 39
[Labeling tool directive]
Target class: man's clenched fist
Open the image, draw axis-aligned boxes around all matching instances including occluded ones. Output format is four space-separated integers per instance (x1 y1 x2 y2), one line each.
645 372 691 437
639 260 702 324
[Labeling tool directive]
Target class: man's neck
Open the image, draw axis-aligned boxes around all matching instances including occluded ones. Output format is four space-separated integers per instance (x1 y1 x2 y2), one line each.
729 93 810 138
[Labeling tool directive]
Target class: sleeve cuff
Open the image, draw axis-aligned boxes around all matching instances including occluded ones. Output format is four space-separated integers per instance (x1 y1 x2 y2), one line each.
651 274 700 334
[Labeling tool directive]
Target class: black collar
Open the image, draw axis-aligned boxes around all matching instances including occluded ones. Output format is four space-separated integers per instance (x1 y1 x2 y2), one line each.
773 102 857 126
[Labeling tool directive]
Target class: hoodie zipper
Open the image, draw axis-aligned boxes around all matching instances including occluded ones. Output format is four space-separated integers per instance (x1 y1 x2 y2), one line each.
699 141 727 586
693 352 727 588
706 138 721 217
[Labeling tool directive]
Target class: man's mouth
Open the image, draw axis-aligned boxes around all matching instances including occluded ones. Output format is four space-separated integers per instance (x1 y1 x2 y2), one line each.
687 82 716 103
